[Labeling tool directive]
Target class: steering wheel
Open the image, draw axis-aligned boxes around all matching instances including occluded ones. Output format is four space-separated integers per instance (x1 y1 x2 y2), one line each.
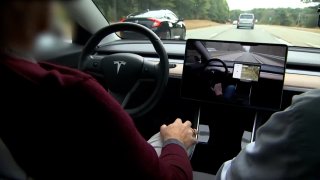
79 23 169 118
205 58 228 84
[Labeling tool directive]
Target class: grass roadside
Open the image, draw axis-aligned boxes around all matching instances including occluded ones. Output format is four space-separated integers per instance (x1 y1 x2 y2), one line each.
260 24 320 34
184 20 222 30
290 27 320 34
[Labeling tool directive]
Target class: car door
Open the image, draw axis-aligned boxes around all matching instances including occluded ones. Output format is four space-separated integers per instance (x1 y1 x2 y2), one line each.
165 13 180 39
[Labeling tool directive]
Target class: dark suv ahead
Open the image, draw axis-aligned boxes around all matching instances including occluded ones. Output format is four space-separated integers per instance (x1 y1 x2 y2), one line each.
120 10 186 40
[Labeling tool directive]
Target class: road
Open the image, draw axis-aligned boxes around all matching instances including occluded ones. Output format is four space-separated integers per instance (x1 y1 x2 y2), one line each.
212 51 284 67
186 25 320 48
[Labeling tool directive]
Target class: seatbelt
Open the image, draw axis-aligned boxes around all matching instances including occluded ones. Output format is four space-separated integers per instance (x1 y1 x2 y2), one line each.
0 138 27 180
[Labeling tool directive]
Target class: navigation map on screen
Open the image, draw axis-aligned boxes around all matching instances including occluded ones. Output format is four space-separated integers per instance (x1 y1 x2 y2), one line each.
232 64 260 82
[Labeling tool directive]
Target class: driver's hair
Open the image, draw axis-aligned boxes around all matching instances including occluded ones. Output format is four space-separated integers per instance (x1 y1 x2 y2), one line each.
0 1 27 50
0 1 52 52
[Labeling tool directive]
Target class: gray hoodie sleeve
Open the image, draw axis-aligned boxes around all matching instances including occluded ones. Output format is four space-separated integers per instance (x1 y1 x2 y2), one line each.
216 89 320 180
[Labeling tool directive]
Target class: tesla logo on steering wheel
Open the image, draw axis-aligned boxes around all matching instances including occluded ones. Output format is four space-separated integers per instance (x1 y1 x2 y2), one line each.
114 61 126 75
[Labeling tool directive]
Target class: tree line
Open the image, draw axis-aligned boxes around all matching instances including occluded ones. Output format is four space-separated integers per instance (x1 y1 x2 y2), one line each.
230 6 319 28
301 0 320 2
93 0 319 28
93 0 230 23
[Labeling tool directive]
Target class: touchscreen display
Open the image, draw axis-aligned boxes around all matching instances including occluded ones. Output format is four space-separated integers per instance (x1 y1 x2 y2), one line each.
181 40 287 110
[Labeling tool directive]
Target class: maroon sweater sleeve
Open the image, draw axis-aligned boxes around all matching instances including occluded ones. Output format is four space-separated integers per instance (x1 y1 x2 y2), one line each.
77 77 193 180
1 57 192 180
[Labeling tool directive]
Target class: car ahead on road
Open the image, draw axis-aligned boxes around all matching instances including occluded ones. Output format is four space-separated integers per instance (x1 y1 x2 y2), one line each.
120 10 186 40
237 13 255 29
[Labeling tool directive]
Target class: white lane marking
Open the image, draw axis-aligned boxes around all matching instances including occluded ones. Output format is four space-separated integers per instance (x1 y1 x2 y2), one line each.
251 54 264 64
306 43 320 48
309 32 320 38
277 38 292 46
210 33 218 39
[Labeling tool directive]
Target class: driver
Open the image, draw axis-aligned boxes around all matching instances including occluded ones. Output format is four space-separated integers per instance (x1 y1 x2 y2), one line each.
0 1 196 179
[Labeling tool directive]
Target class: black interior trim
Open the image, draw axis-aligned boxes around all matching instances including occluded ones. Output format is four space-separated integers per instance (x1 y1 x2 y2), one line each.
73 23 92 45
289 46 320 53
287 64 320 72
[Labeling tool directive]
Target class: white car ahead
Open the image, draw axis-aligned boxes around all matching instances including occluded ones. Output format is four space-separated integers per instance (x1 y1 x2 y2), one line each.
237 13 255 29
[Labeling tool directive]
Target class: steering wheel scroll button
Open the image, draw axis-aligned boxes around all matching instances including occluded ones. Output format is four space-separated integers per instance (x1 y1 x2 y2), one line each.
93 62 99 68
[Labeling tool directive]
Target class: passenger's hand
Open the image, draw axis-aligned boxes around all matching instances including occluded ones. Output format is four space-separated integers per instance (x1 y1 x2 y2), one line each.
160 118 197 149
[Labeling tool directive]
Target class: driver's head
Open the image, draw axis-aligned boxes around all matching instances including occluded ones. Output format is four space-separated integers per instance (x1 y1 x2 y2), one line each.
0 1 52 51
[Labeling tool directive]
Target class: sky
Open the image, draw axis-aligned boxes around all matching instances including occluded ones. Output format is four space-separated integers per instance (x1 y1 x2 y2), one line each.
227 0 318 10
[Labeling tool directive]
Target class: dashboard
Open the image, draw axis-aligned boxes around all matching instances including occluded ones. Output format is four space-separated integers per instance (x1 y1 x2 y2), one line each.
37 39 320 92
95 40 320 91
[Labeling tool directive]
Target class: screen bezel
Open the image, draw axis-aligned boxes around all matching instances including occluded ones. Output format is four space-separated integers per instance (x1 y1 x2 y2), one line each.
181 39 288 111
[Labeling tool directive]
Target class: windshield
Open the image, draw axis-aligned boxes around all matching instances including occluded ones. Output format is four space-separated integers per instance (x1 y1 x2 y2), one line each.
240 14 254 19
93 0 320 48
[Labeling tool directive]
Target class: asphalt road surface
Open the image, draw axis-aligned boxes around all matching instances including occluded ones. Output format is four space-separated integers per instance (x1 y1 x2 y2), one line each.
187 25 320 48
212 51 284 67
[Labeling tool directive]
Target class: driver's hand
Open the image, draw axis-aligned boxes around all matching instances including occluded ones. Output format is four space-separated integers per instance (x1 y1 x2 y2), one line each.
160 118 197 149
212 83 223 96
